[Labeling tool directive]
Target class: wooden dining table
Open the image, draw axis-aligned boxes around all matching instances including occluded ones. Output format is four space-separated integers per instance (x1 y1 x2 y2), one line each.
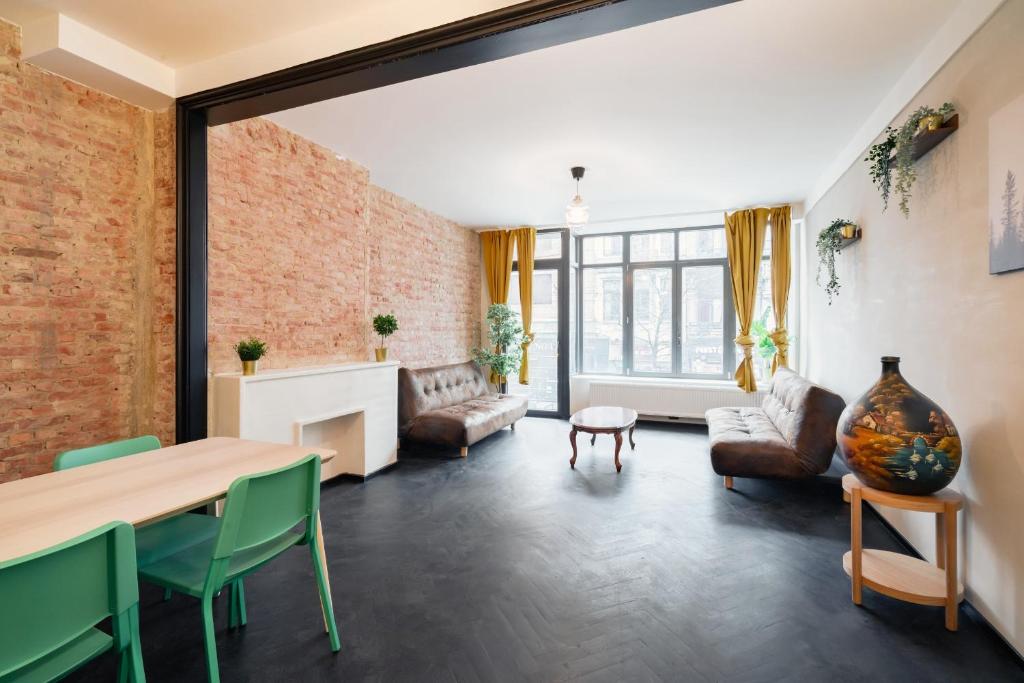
0 437 338 624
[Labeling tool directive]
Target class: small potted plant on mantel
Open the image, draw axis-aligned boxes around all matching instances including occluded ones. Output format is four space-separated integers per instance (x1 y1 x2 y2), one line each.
372 313 398 361
234 337 268 376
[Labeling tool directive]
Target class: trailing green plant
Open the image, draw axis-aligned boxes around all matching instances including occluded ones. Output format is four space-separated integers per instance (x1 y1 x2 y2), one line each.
868 102 954 217
234 337 268 361
816 219 855 304
472 303 524 386
372 313 399 348
865 126 897 211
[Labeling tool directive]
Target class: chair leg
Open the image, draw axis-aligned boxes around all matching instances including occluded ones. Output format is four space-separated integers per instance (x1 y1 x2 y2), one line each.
163 588 172 602
201 594 221 683
128 605 145 683
724 476 734 490
229 582 238 630
236 579 247 627
310 543 341 652
460 446 468 458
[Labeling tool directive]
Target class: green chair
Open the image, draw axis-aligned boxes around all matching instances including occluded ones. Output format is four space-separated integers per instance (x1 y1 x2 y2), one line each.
0 521 146 682
55 436 221 598
137 454 339 682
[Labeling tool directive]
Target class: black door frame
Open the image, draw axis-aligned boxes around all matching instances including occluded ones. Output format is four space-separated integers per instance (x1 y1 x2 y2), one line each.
175 0 737 443
511 228 571 419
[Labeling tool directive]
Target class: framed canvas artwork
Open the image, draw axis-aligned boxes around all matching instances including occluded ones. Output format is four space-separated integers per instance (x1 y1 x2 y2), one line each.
990 93 1024 274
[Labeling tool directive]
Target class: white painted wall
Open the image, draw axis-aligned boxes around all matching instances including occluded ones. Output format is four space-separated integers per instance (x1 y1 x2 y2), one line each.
803 0 1024 655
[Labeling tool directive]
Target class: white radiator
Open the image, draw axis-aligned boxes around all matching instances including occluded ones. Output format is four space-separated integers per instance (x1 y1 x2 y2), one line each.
587 380 765 421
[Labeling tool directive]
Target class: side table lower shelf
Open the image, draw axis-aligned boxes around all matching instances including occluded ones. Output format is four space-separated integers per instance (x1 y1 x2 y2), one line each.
843 549 963 606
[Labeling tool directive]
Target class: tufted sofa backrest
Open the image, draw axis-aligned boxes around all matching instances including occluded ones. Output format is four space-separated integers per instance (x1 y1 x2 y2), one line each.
761 367 846 473
398 361 490 427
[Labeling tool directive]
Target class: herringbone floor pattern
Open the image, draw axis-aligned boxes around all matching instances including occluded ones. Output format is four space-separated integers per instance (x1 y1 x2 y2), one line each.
72 419 1022 682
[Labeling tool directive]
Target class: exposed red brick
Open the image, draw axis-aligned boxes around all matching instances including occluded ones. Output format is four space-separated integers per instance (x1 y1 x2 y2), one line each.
207 118 480 374
0 20 175 482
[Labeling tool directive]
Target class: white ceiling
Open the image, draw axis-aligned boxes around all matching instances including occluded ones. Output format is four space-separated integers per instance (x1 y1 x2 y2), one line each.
266 0 961 228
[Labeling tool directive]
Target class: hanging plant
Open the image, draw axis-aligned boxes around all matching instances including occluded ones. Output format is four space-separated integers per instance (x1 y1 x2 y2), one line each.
865 127 897 211
893 102 953 217
816 219 856 304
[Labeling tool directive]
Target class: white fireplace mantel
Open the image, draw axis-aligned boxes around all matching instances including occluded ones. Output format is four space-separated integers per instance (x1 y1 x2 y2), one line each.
212 361 399 479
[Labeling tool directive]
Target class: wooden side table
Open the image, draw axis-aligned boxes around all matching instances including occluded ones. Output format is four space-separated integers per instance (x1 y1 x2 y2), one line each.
842 474 964 630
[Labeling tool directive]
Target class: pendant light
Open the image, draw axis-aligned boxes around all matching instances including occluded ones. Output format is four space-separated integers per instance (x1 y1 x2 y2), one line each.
565 166 589 232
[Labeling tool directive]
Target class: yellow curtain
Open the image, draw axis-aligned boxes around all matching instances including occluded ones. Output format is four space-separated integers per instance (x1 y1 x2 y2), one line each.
768 206 792 374
724 207 768 392
480 229 517 385
480 230 515 304
513 227 536 384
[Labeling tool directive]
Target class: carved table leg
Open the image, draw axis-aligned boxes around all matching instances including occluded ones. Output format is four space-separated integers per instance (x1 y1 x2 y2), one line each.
569 428 578 468
628 424 636 450
613 431 623 472
590 433 596 446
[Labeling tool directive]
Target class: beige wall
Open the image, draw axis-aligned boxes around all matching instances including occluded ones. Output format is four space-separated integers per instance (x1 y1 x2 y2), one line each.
803 1 1024 654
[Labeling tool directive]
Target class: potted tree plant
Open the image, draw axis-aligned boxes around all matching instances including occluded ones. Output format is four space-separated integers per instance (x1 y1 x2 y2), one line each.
234 337 267 376
472 303 524 394
372 313 398 361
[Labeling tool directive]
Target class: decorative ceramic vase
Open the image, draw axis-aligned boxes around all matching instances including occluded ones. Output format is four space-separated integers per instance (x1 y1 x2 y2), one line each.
241 360 258 376
375 347 388 362
838 356 961 495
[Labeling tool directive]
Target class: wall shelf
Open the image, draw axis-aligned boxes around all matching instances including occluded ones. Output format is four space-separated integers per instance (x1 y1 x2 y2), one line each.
888 113 959 168
837 227 861 251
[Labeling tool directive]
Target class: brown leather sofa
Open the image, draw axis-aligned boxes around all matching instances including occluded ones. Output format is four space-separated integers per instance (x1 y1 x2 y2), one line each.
705 367 845 489
398 361 528 457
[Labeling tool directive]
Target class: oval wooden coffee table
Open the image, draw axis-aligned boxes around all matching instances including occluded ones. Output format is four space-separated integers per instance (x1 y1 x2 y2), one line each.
569 406 638 472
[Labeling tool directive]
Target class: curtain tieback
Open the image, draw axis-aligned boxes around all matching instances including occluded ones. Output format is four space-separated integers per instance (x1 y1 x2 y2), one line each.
769 328 789 352
734 333 754 358
521 333 534 350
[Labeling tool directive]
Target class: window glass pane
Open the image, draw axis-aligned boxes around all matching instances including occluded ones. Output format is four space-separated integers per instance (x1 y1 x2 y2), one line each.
679 228 726 259
763 229 772 257
680 266 724 375
750 257 774 384
632 268 673 373
581 267 623 373
629 232 674 262
515 231 562 262
581 235 623 264
508 269 559 411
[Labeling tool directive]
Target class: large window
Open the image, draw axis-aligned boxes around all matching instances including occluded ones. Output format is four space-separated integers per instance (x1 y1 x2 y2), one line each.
576 226 775 379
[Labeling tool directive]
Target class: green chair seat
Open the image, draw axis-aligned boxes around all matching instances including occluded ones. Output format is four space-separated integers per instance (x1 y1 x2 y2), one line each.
12 627 112 683
135 514 221 566
139 529 303 595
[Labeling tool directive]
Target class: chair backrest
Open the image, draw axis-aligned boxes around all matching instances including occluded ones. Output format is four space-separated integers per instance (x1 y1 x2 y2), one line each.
398 361 489 429
0 522 138 677
205 455 321 590
54 435 161 471
762 367 846 473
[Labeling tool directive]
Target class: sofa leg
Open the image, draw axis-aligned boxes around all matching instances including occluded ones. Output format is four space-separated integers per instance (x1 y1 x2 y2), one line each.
724 476 734 490
460 446 468 458
510 422 516 431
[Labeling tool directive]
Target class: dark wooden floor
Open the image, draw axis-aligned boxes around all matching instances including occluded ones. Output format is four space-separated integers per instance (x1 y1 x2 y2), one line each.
73 418 1022 682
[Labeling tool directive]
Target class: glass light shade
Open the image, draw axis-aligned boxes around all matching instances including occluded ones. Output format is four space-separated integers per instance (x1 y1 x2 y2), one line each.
565 194 589 229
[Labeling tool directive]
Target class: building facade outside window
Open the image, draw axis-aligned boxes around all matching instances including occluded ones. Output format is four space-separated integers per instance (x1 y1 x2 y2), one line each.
576 225 777 382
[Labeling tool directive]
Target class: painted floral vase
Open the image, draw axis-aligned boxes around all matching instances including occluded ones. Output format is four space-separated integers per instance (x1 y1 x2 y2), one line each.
837 356 961 495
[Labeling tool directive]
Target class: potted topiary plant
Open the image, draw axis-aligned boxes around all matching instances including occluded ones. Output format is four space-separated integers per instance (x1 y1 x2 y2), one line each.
372 313 398 361
816 219 856 305
234 337 267 376
472 303 524 394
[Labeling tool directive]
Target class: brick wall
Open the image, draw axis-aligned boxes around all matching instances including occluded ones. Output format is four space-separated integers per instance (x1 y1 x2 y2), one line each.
208 117 480 374
0 21 175 481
